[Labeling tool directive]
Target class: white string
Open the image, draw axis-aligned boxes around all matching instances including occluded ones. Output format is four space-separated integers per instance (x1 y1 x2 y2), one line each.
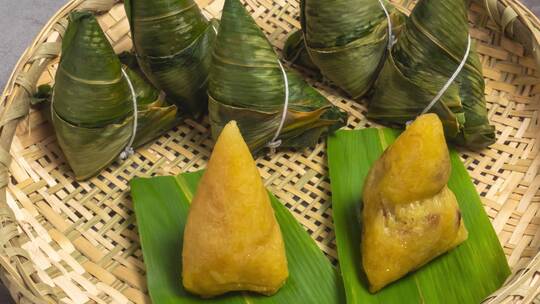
420 34 472 115
50 90 55 120
377 0 395 50
267 59 290 154
119 68 138 160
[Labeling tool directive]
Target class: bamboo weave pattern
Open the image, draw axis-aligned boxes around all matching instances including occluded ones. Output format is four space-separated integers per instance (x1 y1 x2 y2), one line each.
0 0 538 303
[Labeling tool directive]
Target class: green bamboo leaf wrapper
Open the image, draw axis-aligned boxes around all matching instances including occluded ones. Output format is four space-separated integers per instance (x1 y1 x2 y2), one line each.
55 12 130 127
327 128 510 303
125 0 217 116
52 12 179 180
283 0 404 99
119 54 181 147
130 171 344 303
368 0 496 149
209 0 346 153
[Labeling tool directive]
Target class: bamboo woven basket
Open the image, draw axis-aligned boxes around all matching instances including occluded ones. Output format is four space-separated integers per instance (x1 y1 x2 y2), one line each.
0 0 539 303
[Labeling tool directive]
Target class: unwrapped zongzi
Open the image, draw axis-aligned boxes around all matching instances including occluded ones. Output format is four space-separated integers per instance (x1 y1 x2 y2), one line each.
125 0 217 116
182 121 288 297
362 114 468 292
209 0 346 152
52 12 178 180
368 0 495 149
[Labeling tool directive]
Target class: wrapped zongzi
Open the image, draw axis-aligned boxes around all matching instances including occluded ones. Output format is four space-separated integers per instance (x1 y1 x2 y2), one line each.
52 12 178 180
368 0 495 149
209 0 346 153
183 121 288 297
283 0 404 99
125 0 217 116
362 114 468 292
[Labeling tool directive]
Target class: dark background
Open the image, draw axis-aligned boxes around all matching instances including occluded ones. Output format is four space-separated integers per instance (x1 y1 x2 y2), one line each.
0 0 538 303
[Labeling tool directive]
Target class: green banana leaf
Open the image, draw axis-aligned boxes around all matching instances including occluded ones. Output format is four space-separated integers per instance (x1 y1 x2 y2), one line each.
368 0 496 149
283 0 405 99
130 171 345 303
209 0 346 153
327 128 510 303
125 0 217 116
52 12 179 180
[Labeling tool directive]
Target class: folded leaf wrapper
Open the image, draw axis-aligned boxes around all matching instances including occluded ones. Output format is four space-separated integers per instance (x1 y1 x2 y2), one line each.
125 0 217 116
52 12 178 180
368 0 496 149
283 0 404 99
208 0 346 153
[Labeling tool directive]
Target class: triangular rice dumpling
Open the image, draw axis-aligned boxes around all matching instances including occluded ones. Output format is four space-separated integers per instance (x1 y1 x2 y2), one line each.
125 0 217 116
52 12 178 180
182 121 288 297
283 0 405 99
362 114 468 292
209 0 346 153
368 0 495 149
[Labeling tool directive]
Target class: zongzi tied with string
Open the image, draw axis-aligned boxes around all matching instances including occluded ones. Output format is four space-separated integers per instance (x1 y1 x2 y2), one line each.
283 0 404 99
368 0 495 149
125 0 217 116
209 0 346 153
183 121 288 297
52 12 178 180
362 114 468 292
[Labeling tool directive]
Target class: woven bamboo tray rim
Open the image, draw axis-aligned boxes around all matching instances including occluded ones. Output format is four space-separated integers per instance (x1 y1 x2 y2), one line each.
0 0 539 303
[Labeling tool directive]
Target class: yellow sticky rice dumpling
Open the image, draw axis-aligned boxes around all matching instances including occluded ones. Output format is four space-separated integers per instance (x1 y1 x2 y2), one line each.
362 114 468 292
182 121 289 297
